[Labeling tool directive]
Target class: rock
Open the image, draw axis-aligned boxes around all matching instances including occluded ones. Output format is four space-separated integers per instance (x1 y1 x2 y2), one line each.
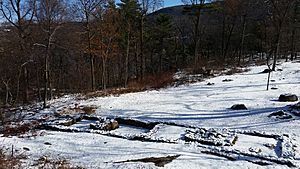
207 82 215 86
290 103 300 116
271 87 278 90
279 94 298 102
268 110 285 116
222 79 233 82
90 119 119 131
23 147 30 151
81 106 96 114
277 68 283 71
249 147 262 153
44 142 52 145
268 110 293 119
264 143 275 149
290 102 300 109
291 111 300 116
270 80 275 82
110 120 119 130
261 69 272 73
230 104 247 110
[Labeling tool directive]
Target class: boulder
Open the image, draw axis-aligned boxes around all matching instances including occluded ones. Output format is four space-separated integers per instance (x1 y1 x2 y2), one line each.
292 111 300 116
279 94 298 102
222 79 233 82
290 102 300 116
90 119 119 131
81 106 96 114
290 102 300 109
23 147 30 151
261 69 272 73
207 82 215 86
230 104 247 110
268 110 293 119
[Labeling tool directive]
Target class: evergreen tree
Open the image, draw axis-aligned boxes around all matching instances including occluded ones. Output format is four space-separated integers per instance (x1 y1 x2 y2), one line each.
118 0 141 87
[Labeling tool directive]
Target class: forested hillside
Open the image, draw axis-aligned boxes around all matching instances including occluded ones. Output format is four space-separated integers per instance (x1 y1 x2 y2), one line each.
0 0 299 107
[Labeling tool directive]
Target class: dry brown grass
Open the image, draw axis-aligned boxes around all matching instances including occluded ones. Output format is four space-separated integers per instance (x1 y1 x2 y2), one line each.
224 67 250 75
80 72 175 99
33 156 84 169
2 121 40 137
0 147 23 169
81 107 96 114
57 106 96 115
128 72 175 90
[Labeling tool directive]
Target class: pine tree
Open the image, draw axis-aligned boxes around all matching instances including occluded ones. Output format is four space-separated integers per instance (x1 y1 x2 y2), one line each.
118 0 141 87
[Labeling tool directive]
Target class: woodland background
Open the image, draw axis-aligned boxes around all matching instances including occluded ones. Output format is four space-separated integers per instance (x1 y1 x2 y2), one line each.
0 0 299 107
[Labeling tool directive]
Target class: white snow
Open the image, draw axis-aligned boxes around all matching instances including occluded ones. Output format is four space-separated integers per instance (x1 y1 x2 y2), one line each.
1 60 300 168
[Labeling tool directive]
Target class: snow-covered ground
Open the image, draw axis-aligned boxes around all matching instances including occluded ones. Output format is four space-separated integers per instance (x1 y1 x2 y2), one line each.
1 60 300 168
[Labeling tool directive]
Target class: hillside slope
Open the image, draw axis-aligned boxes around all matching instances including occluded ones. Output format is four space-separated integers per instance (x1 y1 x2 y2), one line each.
1 60 300 168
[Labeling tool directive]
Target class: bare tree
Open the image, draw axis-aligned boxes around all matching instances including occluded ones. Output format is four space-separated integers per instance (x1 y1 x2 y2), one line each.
35 0 67 108
266 0 296 70
75 0 106 91
182 0 214 67
118 0 141 88
138 0 163 79
0 0 36 103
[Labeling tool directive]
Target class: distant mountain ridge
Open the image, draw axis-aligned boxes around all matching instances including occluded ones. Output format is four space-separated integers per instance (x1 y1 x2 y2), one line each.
149 5 188 18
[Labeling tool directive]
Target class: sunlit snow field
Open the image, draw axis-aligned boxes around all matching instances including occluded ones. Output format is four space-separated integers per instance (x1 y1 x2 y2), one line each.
1 61 300 168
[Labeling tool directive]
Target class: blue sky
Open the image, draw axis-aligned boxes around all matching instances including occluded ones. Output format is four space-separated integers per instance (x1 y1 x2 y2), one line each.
115 0 183 7
164 0 183 7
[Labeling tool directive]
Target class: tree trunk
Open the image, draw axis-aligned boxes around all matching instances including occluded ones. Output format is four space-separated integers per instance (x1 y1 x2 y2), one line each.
222 14 226 60
125 26 130 88
140 15 145 79
194 9 202 68
223 23 235 62
36 63 41 101
2 80 10 105
238 15 247 66
272 31 281 71
135 41 138 77
15 68 22 103
23 67 29 103
290 28 296 61
90 54 95 91
102 58 107 90
266 50 273 90
44 49 49 108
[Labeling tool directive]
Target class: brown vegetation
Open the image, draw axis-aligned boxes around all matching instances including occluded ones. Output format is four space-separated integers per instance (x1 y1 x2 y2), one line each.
33 156 84 169
0 0 299 107
0 147 23 169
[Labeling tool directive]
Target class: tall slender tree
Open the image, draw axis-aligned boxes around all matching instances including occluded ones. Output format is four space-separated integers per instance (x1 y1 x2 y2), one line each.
35 0 67 108
118 0 141 87
75 0 106 91
0 0 36 103
182 0 215 68
91 1 120 90
265 0 296 70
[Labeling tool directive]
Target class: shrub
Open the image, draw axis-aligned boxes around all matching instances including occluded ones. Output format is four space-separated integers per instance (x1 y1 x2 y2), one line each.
33 156 84 169
128 72 175 90
0 147 23 169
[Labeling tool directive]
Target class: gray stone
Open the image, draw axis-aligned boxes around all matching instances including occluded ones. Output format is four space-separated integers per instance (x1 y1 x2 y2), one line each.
261 69 272 73
90 119 119 131
268 110 293 119
279 94 298 102
222 79 233 82
230 104 247 110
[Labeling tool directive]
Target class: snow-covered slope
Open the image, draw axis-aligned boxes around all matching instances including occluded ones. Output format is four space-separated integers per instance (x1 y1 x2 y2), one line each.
1 61 300 168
